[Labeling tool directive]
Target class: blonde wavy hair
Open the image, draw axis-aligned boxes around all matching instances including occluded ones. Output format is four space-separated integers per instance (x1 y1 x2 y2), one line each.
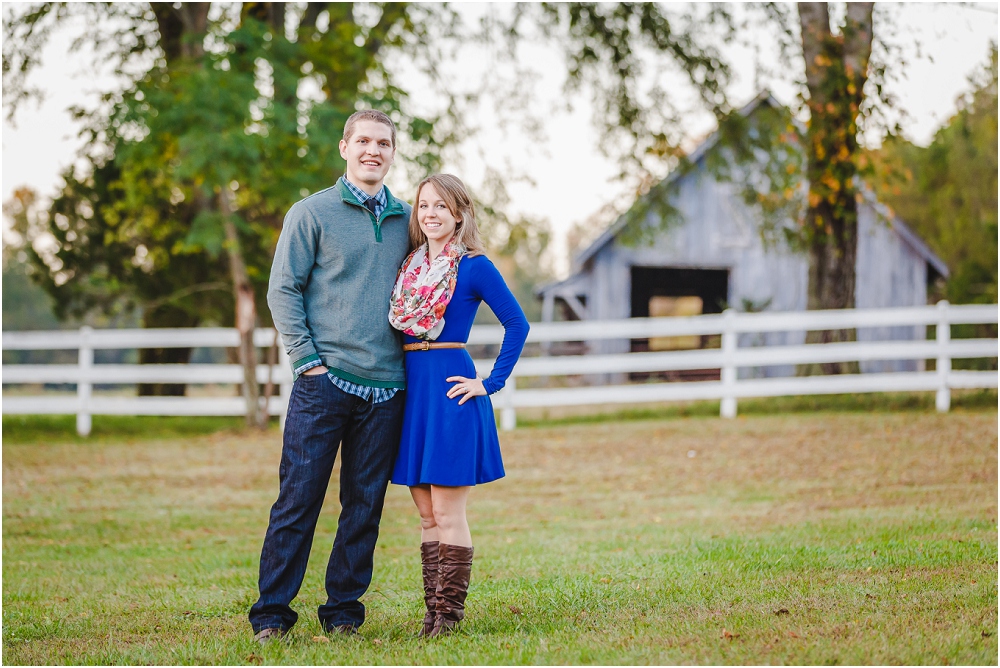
409 174 485 257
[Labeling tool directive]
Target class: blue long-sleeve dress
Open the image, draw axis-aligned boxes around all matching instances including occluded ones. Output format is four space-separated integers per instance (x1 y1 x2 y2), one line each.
391 254 529 487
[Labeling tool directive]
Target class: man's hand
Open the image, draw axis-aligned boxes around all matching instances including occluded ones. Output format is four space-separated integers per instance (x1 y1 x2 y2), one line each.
303 366 329 376
446 376 487 405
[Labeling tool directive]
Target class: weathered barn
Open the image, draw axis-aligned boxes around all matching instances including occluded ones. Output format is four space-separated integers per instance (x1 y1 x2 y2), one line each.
537 94 948 376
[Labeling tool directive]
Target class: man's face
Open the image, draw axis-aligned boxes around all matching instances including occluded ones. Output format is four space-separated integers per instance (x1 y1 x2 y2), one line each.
339 120 395 188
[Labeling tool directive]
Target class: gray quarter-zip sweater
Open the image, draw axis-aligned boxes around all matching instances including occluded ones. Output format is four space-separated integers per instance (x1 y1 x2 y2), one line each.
267 177 411 387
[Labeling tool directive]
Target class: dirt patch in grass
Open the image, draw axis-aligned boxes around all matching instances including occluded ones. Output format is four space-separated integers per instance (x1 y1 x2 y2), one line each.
492 413 997 525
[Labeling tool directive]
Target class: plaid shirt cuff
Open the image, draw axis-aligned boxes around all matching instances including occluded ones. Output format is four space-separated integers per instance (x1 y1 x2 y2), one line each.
292 355 323 380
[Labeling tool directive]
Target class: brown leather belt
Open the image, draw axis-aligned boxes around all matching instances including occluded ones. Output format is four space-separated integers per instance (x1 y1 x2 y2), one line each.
403 342 467 352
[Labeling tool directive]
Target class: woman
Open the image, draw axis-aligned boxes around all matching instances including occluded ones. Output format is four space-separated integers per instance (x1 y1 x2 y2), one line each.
388 174 529 637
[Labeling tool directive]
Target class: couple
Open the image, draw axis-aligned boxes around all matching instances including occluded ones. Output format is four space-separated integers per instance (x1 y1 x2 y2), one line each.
249 110 529 642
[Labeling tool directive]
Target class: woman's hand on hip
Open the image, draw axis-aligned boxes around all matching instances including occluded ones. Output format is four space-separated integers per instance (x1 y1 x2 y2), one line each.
446 376 487 405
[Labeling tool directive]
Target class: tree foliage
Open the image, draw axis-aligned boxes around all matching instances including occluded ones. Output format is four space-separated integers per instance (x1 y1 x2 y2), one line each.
3 2 461 415
3 2 457 330
870 45 999 306
2 192 64 334
501 2 737 187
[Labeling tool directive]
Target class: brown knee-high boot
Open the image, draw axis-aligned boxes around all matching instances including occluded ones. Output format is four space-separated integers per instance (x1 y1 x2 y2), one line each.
418 541 440 637
429 543 474 637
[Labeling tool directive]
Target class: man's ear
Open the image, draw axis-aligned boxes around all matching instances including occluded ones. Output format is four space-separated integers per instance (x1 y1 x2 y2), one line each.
339 139 348 160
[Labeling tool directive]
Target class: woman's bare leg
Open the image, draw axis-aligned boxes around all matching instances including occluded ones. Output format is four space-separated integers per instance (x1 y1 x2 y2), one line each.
430 485 472 547
410 484 441 635
409 484 438 543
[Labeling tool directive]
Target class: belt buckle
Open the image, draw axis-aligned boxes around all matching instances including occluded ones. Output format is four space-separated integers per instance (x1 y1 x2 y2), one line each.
421 341 430 351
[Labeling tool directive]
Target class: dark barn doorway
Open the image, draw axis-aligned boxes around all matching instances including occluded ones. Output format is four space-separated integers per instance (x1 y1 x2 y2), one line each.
629 266 730 380
630 266 730 318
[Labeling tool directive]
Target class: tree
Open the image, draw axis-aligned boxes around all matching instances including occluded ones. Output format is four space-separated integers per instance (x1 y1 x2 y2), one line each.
3 187 142 367
4 2 458 424
2 192 63 336
772 2 876 372
796 3 873 313
870 45 998 306
6 165 228 395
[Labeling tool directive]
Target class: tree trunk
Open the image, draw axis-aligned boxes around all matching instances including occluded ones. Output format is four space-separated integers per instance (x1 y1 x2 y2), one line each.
138 305 197 396
798 2 874 374
151 4 185 63
218 187 265 428
152 2 265 423
176 3 211 59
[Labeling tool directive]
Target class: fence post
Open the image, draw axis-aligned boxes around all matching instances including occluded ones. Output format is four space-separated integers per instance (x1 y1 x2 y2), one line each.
720 309 737 419
278 346 291 432
77 326 93 437
936 300 951 413
499 381 517 431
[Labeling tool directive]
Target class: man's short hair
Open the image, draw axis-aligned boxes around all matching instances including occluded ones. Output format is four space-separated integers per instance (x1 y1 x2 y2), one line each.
343 110 397 148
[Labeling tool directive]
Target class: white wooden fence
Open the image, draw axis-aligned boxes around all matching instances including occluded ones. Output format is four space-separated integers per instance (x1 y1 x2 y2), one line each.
2 302 996 435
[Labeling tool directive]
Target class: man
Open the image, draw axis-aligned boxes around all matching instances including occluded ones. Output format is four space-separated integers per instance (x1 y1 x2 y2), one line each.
250 110 411 642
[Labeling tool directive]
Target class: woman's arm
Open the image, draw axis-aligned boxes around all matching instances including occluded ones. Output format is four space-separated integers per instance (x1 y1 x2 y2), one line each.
471 257 530 395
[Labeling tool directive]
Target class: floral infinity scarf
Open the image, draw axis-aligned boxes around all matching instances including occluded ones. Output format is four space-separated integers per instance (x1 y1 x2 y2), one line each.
388 237 468 340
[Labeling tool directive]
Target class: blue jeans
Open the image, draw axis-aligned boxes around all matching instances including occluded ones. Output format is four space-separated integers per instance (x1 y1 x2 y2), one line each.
249 373 405 633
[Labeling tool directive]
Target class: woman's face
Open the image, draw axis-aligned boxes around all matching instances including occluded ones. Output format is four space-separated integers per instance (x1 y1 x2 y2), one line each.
417 183 460 245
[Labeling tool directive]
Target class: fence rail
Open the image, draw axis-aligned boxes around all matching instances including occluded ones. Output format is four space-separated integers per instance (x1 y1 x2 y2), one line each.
2 302 996 435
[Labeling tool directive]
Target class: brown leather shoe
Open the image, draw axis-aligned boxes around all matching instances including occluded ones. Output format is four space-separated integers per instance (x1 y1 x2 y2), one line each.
328 624 359 636
254 627 287 644
429 543 474 637
418 541 440 637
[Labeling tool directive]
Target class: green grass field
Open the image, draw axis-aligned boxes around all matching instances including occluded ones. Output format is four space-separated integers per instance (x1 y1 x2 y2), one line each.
3 401 997 664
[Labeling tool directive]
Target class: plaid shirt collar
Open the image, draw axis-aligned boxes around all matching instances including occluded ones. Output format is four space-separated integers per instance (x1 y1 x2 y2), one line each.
342 176 387 215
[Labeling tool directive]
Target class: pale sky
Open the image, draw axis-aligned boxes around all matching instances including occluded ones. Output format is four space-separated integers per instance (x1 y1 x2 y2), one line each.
2 3 997 277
